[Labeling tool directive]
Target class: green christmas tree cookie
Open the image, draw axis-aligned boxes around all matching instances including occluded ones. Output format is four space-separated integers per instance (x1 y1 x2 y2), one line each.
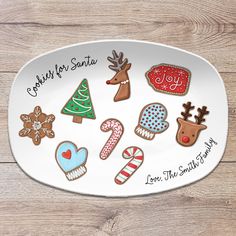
61 79 96 123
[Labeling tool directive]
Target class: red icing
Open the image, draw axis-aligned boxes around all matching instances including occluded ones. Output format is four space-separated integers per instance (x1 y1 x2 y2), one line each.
62 150 72 159
182 136 190 143
146 64 191 95
115 179 122 185
121 170 130 177
128 162 138 169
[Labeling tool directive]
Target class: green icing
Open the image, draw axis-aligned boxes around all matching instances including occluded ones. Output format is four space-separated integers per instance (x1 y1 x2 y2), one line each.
62 79 96 119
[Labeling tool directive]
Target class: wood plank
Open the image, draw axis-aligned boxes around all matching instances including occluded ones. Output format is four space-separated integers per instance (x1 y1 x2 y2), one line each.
0 163 235 235
0 24 235 72
1 72 235 162
0 0 235 25
0 1 235 235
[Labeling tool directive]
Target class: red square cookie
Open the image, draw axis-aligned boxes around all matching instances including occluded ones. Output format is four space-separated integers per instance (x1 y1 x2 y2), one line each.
145 64 191 96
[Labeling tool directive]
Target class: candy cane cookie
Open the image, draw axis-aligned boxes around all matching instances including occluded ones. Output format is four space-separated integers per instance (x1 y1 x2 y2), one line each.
100 118 124 160
115 146 144 185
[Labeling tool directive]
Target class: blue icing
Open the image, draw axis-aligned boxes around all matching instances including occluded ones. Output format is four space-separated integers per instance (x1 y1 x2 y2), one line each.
139 103 169 133
56 141 87 172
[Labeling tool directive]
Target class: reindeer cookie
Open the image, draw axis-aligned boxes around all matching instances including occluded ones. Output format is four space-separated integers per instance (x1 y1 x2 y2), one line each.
176 102 209 147
106 50 131 102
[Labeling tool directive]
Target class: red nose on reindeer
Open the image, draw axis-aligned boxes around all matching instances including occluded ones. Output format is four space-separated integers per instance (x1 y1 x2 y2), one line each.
106 80 111 84
182 136 190 143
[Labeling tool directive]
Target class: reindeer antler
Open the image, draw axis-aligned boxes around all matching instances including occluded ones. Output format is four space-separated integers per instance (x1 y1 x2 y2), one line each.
194 106 209 124
107 50 128 72
181 102 195 120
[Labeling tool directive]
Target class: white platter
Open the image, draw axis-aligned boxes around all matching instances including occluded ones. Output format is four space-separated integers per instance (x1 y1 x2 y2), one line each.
8 40 228 197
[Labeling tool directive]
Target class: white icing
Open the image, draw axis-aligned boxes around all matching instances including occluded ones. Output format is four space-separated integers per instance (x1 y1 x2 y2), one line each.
121 80 129 85
64 107 91 114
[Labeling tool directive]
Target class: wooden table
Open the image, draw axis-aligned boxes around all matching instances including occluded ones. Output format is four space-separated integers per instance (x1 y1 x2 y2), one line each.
0 1 235 235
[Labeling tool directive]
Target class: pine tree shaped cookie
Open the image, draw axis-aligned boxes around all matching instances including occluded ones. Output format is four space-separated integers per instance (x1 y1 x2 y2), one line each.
61 79 96 123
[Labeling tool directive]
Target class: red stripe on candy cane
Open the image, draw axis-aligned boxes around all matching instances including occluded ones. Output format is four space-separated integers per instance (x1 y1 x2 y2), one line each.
114 146 144 185
120 170 130 177
133 147 138 155
115 179 122 185
128 162 137 169
135 156 144 160
124 149 130 157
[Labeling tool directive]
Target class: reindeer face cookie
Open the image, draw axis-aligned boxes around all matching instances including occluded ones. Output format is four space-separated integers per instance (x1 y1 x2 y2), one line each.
106 50 131 102
176 102 209 146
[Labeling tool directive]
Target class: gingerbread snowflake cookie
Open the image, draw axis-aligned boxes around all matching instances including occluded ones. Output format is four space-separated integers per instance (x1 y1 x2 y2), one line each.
19 106 55 145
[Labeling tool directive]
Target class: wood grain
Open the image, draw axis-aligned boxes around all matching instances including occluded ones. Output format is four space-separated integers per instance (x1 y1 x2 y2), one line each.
0 24 235 72
0 163 235 235
0 0 235 235
0 0 235 25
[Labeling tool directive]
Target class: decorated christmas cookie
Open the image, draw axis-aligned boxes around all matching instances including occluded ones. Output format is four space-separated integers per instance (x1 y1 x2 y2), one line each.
146 64 191 96
61 79 96 123
9 40 228 197
55 141 88 181
115 146 144 185
100 119 124 160
19 106 55 145
176 102 209 146
135 103 169 140
106 50 131 102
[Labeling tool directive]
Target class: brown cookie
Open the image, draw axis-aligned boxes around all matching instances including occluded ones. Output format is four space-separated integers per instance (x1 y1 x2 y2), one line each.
19 106 55 145
106 50 131 102
176 102 209 147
